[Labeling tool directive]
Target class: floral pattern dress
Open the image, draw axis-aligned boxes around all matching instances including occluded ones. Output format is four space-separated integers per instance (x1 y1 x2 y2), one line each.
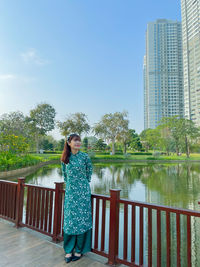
61 150 93 235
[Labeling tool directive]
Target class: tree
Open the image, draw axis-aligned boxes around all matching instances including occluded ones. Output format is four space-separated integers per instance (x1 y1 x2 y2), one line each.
127 129 142 152
158 116 200 157
87 136 99 150
0 111 29 136
94 138 107 151
82 137 89 151
57 139 65 151
0 111 37 150
179 118 200 157
57 112 90 138
140 128 161 152
0 133 29 154
158 116 182 156
116 116 130 154
39 135 57 151
29 103 56 153
93 111 129 155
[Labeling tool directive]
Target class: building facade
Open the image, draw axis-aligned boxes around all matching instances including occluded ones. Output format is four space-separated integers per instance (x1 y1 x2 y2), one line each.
181 0 200 126
144 19 184 129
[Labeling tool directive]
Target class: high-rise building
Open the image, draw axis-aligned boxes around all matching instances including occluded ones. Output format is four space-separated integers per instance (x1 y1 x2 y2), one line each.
144 19 184 129
181 0 200 126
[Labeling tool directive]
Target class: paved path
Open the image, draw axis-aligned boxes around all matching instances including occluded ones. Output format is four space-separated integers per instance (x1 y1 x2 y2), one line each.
0 219 123 267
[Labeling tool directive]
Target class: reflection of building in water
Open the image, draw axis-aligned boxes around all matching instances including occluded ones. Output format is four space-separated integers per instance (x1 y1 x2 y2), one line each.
144 187 200 266
144 19 184 129
181 0 200 126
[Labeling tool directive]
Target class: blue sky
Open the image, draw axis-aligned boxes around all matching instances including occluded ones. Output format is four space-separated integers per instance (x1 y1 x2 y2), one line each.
0 0 181 140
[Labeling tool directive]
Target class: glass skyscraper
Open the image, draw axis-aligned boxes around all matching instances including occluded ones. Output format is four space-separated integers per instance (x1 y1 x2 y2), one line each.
181 0 200 126
144 19 184 129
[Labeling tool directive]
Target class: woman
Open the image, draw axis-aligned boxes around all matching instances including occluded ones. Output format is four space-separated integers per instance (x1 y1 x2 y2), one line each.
61 133 93 263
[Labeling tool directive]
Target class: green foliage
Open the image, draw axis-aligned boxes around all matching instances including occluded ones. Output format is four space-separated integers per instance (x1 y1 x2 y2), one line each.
0 152 60 171
93 111 129 154
82 137 89 150
0 133 29 154
152 151 162 157
29 103 56 135
128 129 143 151
140 128 161 151
57 112 90 137
0 152 43 171
93 138 107 151
43 150 62 154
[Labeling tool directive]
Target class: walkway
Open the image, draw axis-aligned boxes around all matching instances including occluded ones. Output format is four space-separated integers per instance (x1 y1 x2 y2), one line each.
0 219 124 267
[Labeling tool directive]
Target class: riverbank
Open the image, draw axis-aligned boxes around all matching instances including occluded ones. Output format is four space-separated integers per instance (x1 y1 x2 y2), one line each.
0 159 59 179
1 152 200 178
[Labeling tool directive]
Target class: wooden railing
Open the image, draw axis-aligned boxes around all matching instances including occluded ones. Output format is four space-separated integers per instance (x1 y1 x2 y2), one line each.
1 178 200 266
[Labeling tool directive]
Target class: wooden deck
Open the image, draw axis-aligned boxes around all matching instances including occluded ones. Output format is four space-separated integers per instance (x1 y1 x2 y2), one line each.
0 219 125 267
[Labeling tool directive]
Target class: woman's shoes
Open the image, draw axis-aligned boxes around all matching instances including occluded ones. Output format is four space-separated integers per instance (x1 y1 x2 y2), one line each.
72 253 82 261
64 253 73 263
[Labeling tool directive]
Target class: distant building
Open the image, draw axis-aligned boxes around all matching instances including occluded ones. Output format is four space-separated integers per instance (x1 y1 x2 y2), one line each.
181 0 200 126
144 19 184 129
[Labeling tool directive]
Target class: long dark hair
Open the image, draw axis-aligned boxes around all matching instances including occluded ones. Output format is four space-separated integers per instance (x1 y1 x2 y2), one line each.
61 133 81 164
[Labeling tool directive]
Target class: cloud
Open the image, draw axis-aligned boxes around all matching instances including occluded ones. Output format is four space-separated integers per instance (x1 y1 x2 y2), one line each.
0 74 16 80
0 73 36 83
21 48 49 65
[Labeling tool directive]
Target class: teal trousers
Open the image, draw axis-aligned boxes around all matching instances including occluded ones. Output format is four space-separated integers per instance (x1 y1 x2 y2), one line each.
63 228 92 254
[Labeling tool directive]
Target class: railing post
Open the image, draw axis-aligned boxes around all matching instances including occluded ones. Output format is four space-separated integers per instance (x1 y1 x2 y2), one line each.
53 182 64 242
15 177 25 228
107 189 121 266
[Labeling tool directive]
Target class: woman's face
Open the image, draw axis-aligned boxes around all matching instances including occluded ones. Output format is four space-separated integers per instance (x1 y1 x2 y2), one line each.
68 136 81 150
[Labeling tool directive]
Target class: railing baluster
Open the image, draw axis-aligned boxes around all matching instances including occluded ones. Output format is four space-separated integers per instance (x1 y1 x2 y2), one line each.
36 189 41 228
25 187 30 225
123 203 128 260
44 190 49 232
61 193 64 236
157 210 161 267
33 188 38 227
10 185 14 219
176 213 181 267
94 198 99 249
48 191 53 233
131 204 135 263
15 178 25 227
3 184 6 215
52 182 64 241
91 196 94 221
8 184 12 218
0 183 2 215
187 215 191 267
166 211 171 267
139 206 144 266
101 199 106 251
148 208 152 267
8 183 11 218
29 187 33 225
40 189 45 230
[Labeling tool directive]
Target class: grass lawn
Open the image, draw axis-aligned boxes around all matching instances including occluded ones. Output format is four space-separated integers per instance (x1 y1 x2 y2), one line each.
31 153 61 160
1 152 200 172
31 152 200 161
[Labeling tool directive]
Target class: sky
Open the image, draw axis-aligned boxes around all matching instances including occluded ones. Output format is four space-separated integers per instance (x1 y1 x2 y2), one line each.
0 0 182 140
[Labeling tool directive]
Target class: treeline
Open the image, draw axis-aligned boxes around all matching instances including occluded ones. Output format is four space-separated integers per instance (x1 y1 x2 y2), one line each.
1 102 200 158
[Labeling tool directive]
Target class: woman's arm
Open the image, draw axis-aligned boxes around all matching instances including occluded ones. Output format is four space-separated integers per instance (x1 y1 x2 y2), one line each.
61 161 67 182
85 154 93 182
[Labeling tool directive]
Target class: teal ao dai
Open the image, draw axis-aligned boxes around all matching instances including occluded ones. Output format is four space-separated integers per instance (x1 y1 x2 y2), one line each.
61 150 93 235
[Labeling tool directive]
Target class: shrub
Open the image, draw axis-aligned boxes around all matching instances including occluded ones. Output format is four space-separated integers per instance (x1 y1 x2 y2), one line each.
152 151 162 157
